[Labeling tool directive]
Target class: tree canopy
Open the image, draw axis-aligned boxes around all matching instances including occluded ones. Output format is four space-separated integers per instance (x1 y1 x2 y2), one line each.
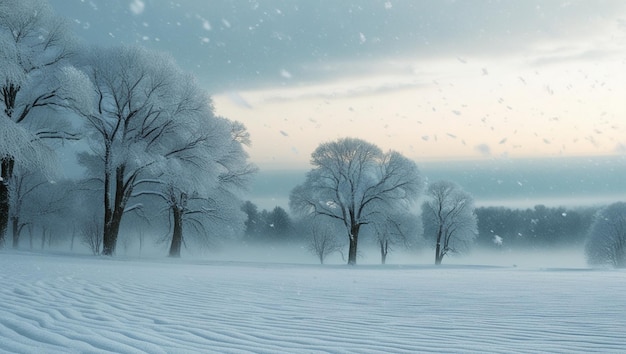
290 137 423 265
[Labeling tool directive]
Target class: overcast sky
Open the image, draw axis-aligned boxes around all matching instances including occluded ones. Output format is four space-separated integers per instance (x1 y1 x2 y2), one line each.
49 0 626 171
45 0 626 209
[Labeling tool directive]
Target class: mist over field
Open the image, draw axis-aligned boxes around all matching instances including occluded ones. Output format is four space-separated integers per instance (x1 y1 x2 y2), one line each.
61 224 586 270
205 243 588 269
250 155 626 210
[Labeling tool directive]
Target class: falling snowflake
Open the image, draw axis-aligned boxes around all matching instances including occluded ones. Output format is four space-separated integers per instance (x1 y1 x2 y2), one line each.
280 69 292 79
129 0 145 15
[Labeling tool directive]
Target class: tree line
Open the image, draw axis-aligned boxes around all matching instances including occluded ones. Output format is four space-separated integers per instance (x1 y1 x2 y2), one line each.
241 190 613 266
475 205 597 250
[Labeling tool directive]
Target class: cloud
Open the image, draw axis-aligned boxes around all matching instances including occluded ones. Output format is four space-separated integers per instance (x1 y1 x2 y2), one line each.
226 92 253 109
260 78 432 103
50 0 626 93
529 49 619 67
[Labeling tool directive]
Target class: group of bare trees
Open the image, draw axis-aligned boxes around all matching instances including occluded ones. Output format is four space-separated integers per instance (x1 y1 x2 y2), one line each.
289 137 478 265
0 0 254 256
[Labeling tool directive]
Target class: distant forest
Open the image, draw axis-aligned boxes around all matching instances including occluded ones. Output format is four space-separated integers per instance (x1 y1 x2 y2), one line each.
242 201 598 250
474 205 596 250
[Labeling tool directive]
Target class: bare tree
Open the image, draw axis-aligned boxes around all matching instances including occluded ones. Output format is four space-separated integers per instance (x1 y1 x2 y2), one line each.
585 202 626 268
371 212 420 265
303 217 343 264
290 138 423 265
422 180 477 265
0 0 81 247
81 218 102 255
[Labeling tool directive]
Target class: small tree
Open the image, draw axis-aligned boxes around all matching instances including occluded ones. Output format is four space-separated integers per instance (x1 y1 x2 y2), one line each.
81 218 102 255
371 212 420 264
305 218 343 264
422 180 477 265
585 202 626 268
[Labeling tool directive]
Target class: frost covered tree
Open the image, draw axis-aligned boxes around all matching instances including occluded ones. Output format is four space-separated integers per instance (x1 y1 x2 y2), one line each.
422 180 477 265
0 0 81 247
290 138 423 265
70 45 243 255
585 202 626 268
145 117 255 258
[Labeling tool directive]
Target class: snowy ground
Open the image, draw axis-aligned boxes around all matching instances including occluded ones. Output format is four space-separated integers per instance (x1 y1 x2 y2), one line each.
1 251 625 353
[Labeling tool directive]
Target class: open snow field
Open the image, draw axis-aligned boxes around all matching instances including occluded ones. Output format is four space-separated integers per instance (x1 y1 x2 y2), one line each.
1 251 625 353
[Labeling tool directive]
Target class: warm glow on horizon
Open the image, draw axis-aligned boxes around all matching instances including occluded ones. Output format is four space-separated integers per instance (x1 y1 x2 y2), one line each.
214 55 626 170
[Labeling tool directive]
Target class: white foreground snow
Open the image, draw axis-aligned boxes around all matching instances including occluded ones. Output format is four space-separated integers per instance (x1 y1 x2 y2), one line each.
1 252 625 353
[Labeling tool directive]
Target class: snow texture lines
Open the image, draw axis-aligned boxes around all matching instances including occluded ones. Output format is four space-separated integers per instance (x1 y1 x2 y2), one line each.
1 253 626 353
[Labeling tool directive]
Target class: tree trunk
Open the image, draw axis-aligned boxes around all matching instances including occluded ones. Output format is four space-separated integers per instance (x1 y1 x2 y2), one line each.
70 226 76 251
11 216 19 249
435 224 443 265
102 208 122 255
40 227 47 249
28 224 33 249
0 182 8 249
435 244 442 265
168 206 183 257
347 223 361 265
0 157 15 249
138 230 144 256
380 240 388 265
102 166 129 256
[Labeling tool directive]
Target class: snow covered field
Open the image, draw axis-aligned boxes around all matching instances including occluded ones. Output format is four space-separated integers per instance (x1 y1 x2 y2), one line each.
1 252 625 353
